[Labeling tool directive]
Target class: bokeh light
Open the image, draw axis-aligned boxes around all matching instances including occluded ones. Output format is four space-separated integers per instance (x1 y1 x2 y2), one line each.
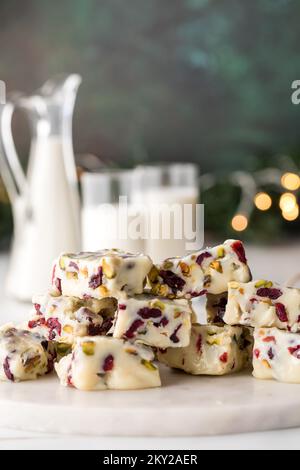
281 173 300 191
254 192 272 211
282 204 299 221
231 214 248 232
279 193 297 212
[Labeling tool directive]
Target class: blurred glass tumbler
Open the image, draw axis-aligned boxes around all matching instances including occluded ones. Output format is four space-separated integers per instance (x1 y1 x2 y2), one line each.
131 163 199 262
81 169 144 253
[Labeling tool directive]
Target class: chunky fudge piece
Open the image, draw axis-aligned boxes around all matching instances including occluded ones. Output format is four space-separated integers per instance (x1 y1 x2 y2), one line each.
112 294 195 349
0 324 55 382
253 327 300 383
157 323 252 375
26 293 117 344
224 280 300 332
149 239 251 299
206 293 228 323
55 336 161 391
52 249 153 299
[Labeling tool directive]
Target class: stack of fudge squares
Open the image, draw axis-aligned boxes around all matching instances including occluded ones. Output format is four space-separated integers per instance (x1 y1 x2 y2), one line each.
151 239 253 375
224 280 300 383
1 239 300 389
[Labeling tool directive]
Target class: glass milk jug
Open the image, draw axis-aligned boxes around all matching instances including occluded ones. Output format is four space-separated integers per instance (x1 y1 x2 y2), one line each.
0 74 81 301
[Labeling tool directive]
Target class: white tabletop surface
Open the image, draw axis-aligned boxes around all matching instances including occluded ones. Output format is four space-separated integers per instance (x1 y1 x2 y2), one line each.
0 243 300 450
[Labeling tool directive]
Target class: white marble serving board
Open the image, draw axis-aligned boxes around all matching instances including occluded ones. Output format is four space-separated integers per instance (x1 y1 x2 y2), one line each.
1 367 300 437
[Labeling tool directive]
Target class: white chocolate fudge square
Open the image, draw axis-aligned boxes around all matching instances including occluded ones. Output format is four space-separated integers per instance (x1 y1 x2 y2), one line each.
0 324 55 382
149 239 251 299
224 280 300 332
55 336 161 391
113 295 194 349
52 249 153 299
26 293 117 344
253 328 300 383
157 324 252 375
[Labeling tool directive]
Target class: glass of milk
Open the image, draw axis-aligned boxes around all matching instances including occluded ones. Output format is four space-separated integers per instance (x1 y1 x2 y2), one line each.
81 169 145 253
131 163 199 262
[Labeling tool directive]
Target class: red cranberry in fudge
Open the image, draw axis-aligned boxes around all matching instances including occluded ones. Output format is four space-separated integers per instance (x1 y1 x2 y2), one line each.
196 251 212 267
231 241 247 264
288 345 300 359
256 288 282 300
159 270 186 293
46 318 62 340
154 317 169 328
170 324 182 343
88 267 103 289
3 357 14 381
124 319 144 339
103 354 114 372
196 334 202 353
219 352 228 363
275 303 288 323
137 307 161 319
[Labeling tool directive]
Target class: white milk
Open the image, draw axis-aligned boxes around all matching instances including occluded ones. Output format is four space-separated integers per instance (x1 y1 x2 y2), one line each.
132 186 199 262
6 136 80 300
82 203 145 253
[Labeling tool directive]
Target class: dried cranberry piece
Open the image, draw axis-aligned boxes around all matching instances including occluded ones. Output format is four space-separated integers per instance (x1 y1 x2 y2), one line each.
196 334 202 353
196 251 212 267
51 264 56 284
159 270 186 293
189 289 208 298
89 267 103 289
170 324 182 343
69 261 79 271
275 303 288 323
154 317 169 328
262 336 276 343
3 357 14 381
103 354 114 372
268 348 274 360
288 345 300 359
28 317 46 329
46 318 62 340
219 352 228 363
55 278 62 294
34 303 42 315
119 304 127 310
137 307 161 319
231 241 247 264
256 288 282 300
67 375 74 387
253 349 260 359
124 319 144 339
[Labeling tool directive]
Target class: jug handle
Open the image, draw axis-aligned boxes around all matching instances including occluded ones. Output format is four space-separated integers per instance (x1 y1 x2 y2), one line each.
0 101 28 203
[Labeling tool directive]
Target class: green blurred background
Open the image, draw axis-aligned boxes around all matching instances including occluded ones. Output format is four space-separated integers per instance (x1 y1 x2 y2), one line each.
1 0 300 245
